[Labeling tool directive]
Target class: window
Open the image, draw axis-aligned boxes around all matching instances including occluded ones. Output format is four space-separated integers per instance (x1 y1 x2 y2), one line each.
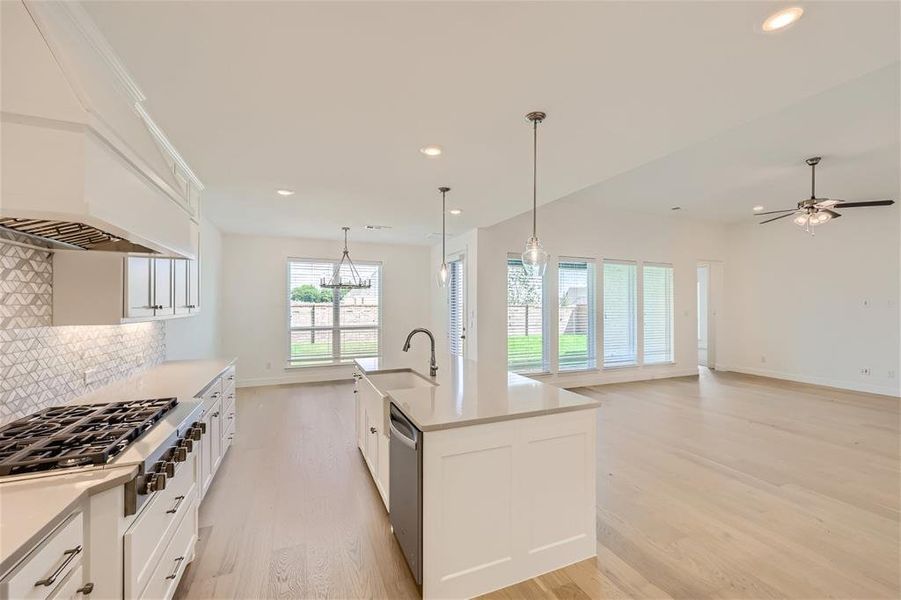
643 264 674 364
558 258 596 370
448 257 465 357
603 260 638 367
288 259 381 365
507 257 546 373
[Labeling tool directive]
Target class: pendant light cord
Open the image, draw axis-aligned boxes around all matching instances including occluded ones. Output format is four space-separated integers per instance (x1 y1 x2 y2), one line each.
532 118 538 238
441 189 446 261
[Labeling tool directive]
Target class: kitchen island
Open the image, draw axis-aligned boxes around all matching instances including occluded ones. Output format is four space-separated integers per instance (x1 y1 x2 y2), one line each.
354 357 600 600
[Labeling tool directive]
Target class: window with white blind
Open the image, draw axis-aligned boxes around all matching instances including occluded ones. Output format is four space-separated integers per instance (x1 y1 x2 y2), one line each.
507 257 546 373
558 259 596 371
603 260 638 367
448 257 465 356
643 264 674 364
287 259 381 365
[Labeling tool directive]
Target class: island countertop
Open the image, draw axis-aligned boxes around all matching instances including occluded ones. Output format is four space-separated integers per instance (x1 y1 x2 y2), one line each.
354 356 600 431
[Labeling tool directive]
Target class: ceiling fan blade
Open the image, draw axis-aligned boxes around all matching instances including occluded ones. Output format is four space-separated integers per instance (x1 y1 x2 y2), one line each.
821 208 841 219
759 211 799 224
755 208 797 216
834 200 895 208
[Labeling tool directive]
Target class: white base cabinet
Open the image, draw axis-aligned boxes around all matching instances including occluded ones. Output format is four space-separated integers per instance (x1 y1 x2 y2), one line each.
198 365 236 500
354 370 390 510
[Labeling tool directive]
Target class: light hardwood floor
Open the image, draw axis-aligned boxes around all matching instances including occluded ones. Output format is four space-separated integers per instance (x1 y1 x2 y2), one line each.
176 370 900 600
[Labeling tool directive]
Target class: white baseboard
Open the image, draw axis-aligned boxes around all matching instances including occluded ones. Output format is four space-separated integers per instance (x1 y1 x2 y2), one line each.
718 364 900 398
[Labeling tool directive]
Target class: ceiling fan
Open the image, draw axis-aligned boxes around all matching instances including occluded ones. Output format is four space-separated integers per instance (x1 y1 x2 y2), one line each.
756 157 895 234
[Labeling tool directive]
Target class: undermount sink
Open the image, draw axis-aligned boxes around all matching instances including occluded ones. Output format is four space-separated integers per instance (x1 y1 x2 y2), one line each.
366 370 436 393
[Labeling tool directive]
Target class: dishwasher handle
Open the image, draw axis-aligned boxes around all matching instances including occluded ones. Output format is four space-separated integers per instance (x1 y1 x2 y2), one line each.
389 410 418 451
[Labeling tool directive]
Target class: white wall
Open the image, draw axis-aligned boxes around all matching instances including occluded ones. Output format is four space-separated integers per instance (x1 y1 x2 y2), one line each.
221 233 431 387
720 208 900 396
166 217 224 360
442 196 729 388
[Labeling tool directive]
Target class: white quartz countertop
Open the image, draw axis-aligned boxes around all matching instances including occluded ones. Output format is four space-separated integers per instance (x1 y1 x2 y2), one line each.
0 466 137 575
0 358 235 575
354 357 600 431
73 358 235 407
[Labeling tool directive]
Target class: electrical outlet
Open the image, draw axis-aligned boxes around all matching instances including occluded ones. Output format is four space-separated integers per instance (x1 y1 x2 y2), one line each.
83 368 100 385
862 299 871 308
760 355 767 364
860 367 870 376
888 370 896 379
266 361 272 370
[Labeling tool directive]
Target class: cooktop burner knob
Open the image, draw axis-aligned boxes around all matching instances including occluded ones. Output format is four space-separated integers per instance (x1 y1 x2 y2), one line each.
188 427 202 441
194 421 207 434
146 472 167 493
154 460 175 478
173 446 188 462
177 438 193 453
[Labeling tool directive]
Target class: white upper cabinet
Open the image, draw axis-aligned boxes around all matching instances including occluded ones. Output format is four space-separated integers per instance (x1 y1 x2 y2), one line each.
53 251 201 325
0 1 203 258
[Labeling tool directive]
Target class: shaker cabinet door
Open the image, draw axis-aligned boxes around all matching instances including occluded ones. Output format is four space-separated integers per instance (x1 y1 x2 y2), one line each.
152 259 174 316
126 256 154 318
173 259 190 315
187 259 200 312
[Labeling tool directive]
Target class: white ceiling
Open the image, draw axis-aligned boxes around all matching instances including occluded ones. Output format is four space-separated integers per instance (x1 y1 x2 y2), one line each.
84 1 900 245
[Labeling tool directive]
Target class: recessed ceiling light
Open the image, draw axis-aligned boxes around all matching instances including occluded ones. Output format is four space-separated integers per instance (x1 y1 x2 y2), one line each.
671 206 681 211
449 208 463 215
364 224 392 230
276 189 295 196
762 7 804 32
419 145 443 157
753 205 765 212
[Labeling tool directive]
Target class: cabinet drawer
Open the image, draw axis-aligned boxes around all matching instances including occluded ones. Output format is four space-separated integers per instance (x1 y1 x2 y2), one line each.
139 497 197 600
201 379 222 411
1 512 83 600
124 455 196 598
46 565 86 600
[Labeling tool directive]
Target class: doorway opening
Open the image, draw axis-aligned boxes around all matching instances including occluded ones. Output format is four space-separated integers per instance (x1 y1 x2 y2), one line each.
697 264 710 368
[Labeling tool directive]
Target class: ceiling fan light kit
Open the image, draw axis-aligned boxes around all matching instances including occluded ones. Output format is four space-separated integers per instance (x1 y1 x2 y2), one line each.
756 156 895 235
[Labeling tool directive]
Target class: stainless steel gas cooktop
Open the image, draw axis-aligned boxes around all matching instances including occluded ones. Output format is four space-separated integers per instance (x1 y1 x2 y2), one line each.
0 398 178 476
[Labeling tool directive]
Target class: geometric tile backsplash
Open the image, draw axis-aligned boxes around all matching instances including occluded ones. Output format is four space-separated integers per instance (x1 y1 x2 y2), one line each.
0 241 166 425
0 241 52 328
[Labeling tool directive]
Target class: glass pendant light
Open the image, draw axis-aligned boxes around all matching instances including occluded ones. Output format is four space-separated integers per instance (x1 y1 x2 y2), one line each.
522 111 548 277
436 186 450 288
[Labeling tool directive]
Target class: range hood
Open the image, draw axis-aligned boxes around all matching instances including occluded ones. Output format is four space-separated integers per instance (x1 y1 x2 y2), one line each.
1 1 201 260
0 218 157 253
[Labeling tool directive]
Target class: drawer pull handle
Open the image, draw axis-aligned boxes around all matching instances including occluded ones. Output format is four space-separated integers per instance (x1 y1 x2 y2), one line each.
164 556 185 580
34 545 82 587
77 582 94 595
166 495 186 515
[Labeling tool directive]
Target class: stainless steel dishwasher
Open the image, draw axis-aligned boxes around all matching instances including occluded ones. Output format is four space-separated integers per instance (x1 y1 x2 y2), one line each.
388 404 422 585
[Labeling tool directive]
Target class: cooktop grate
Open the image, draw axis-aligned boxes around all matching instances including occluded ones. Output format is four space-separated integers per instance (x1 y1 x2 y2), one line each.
0 397 178 476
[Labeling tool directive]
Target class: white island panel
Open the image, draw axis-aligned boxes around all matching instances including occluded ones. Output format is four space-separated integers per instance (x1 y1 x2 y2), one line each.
422 408 597 599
